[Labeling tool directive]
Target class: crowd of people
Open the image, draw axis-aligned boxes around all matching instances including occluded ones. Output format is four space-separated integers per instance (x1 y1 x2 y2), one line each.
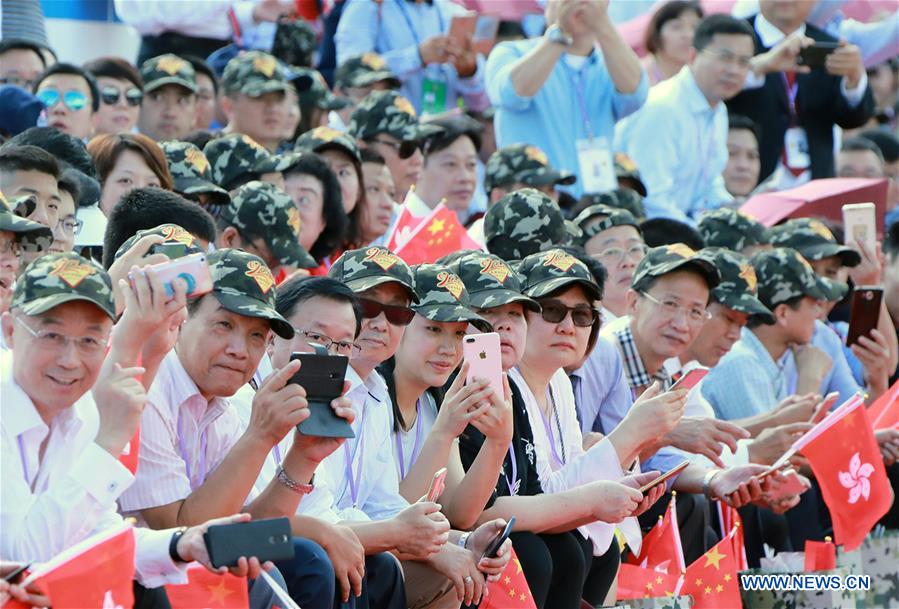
0 0 897 608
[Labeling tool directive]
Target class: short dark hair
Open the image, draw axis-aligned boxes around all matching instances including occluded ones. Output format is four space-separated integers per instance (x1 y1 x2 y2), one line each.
276 276 362 337
57 167 83 205
6 126 97 177
423 115 483 159
747 294 803 328
181 130 217 150
859 129 899 164
728 113 759 141
645 1 704 54
33 63 101 112
0 39 47 68
640 217 706 250
283 153 348 261
693 14 755 51
102 187 216 268
82 56 143 91
841 136 886 164
360 147 386 165
183 55 219 95
0 144 60 179
885 221 899 262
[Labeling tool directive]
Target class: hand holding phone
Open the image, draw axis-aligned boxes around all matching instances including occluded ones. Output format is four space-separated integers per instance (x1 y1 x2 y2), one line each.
481 516 515 560
669 368 709 392
809 392 839 423
842 203 877 255
289 350 354 439
798 41 839 68
203 518 295 569
463 333 504 399
424 467 448 503
639 461 690 493
128 252 212 299
846 286 883 347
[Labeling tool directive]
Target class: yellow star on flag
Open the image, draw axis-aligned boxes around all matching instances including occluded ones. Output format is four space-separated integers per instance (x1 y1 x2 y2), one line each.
704 586 712 595
646 582 654 591
427 218 446 235
508 587 516 598
695 578 703 586
519 593 527 602
207 578 233 605
504 576 511 585
724 573 732 582
656 576 663 584
716 584 724 593
704 546 726 570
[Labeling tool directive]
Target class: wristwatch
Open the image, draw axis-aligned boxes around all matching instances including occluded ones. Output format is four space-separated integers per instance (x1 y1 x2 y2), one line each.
169 526 188 563
277 467 314 495
544 24 573 48
702 469 721 499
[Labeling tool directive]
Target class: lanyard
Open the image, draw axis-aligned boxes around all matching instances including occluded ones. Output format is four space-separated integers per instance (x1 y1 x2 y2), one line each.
343 399 370 507
395 398 423 481
272 444 282 468
538 386 567 466
177 409 208 492
502 442 519 496
563 59 594 140
395 1 444 48
781 72 799 122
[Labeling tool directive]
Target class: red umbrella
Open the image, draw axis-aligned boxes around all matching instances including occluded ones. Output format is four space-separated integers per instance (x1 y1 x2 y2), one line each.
739 178 889 232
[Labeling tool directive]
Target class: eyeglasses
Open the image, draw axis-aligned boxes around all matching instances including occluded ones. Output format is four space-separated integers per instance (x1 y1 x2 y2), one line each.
100 86 143 107
36 88 89 112
369 138 420 160
0 238 20 256
700 48 753 70
538 300 599 328
594 244 648 264
640 291 711 325
15 315 110 354
0 76 36 89
61 216 83 236
295 328 361 356
358 297 415 326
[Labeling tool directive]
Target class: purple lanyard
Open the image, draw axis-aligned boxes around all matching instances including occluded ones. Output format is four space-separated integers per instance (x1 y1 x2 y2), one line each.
177 409 208 492
272 444 282 468
395 1 444 48
538 387 567 466
395 398 423 481
17 435 32 487
343 401 370 507
564 61 594 140
502 442 518 496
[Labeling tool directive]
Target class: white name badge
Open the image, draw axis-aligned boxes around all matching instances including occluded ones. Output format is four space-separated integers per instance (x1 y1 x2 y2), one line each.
784 126 810 170
576 137 617 194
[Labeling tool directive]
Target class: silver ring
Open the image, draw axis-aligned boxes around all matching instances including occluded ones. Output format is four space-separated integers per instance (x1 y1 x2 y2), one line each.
464 576 473 584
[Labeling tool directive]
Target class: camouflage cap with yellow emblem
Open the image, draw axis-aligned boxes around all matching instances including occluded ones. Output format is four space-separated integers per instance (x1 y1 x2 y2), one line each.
517 248 602 301
750 247 830 309
12 252 115 319
410 263 490 330
769 218 861 267
140 54 198 94
335 52 401 90
160 141 230 204
696 207 770 252
631 243 721 292
288 67 352 111
222 51 289 97
222 181 316 269
614 152 647 196
294 126 361 162
207 248 293 338
484 188 569 262
204 134 280 191
572 204 641 246
328 246 419 302
701 247 774 324
114 223 204 262
347 90 443 142
484 143 576 193
450 251 540 312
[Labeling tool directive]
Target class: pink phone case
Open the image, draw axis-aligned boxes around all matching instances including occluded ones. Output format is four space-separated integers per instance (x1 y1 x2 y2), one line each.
669 368 709 392
427 467 447 502
463 332 504 399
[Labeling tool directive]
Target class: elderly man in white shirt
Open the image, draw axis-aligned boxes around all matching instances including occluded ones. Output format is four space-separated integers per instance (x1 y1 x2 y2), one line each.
0 252 272 606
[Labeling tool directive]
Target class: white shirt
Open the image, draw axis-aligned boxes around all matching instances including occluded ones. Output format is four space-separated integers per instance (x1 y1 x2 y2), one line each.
114 0 261 42
118 350 246 522
0 352 187 587
392 391 439 481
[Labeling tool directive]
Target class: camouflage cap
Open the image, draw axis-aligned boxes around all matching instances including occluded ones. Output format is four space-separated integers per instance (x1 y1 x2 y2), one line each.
11 252 115 319
769 218 861 267
140 54 197 94
484 188 568 262
0 191 53 242
451 252 540 312
518 248 602 301
572 204 641 246
347 90 442 142
411 263 490 329
631 244 721 292
294 126 361 162
579 188 646 220
114 223 203 261
204 134 279 191
289 67 352 111
207 248 293 338
160 140 230 203
697 208 770 252
614 152 647 196
335 53 401 90
222 51 289 97
223 181 316 269
820 276 849 302
328 246 419 303
701 247 774 324
484 144 576 193
751 247 830 308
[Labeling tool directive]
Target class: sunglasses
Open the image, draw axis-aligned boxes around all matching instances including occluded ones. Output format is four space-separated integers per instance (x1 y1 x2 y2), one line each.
370 138 420 160
100 86 143 107
538 300 599 328
36 88 88 112
358 297 416 326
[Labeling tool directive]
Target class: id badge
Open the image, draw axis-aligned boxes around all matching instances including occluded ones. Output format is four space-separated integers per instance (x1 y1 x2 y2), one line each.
421 77 448 115
784 127 810 170
576 137 617 194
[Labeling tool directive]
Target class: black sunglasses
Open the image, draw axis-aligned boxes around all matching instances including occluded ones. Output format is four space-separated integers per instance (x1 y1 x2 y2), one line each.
538 300 599 328
358 297 415 326
100 86 143 107
370 138 420 160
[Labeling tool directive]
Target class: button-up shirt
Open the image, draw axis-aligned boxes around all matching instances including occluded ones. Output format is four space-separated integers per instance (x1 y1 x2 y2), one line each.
571 336 632 435
487 38 648 199
615 66 732 222
119 350 245 521
0 352 187 587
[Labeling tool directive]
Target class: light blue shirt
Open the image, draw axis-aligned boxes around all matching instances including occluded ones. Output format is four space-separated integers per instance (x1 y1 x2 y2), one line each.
486 38 648 198
334 0 489 114
614 66 732 223
813 320 863 404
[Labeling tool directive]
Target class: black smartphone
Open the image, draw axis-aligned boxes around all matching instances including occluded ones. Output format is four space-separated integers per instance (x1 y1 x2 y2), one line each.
203 517 295 569
481 516 516 559
3 563 30 584
290 351 354 438
846 286 883 347
798 41 839 68
149 242 193 259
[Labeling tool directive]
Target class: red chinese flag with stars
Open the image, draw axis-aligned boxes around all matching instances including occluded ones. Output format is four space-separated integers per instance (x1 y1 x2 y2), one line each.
166 564 249 609
867 379 899 429
394 204 482 265
385 186 431 251
627 493 685 573
680 530 741 609
716 501 748 571
481 548 536 609
617 563 683 600
798 398 892 550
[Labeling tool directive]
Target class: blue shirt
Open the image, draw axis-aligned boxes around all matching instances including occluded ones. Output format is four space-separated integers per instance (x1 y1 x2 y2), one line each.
614 66 732 223
334 0 489 114
486 38 648 198
813 320 864 404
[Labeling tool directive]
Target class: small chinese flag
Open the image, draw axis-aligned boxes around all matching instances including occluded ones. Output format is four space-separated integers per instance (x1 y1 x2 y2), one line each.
481 548 536 609
166 564 249 609
716 502 747 571
627 493 685 573
804 538 836 571
395 203 483 265
30 525 135 609
617 563 683 600
385 186 431 251
680 529 741 609
867 379 899 429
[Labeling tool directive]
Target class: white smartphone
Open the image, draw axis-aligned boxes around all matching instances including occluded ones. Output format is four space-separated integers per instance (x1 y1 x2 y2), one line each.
463 332 504 399
842 202 876 255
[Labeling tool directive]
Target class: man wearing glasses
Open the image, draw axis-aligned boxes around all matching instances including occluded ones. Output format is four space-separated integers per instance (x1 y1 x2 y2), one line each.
0 191 52 317
33 63 99 141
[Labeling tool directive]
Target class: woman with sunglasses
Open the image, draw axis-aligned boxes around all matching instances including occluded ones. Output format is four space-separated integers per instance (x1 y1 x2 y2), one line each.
83 57 144 136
